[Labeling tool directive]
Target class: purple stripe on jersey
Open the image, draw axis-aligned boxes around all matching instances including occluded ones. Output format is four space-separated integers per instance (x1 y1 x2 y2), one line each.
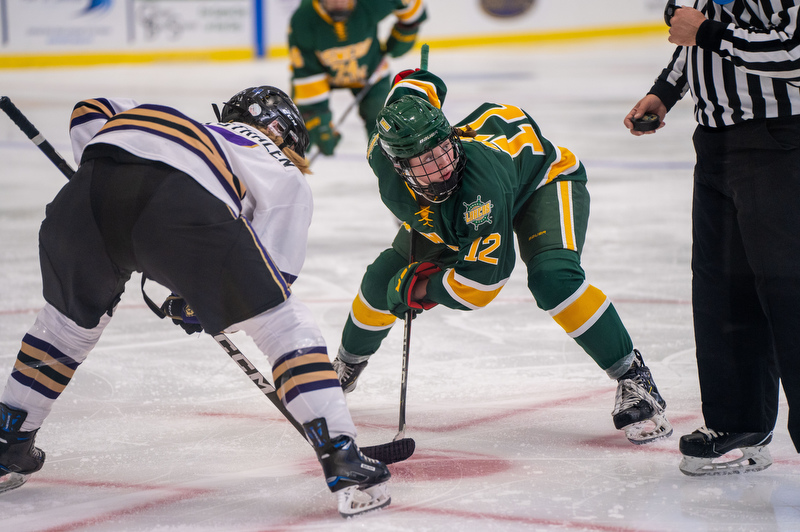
137 104 241 198
99 123 243 212
241 216 291 296
282 379 341 404
206 124 258 147
70 98 118 128
71 111 109 128
94 98 114 110
281 271 298 284
140 104 234 165
118 104 244 210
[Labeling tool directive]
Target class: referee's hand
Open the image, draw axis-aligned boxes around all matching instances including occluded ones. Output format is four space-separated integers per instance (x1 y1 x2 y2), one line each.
624 95 666 136
668 7 706 46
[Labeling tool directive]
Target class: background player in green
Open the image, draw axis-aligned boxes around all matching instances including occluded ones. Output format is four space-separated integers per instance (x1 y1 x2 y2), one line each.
288 0 427 158
333 68 673 445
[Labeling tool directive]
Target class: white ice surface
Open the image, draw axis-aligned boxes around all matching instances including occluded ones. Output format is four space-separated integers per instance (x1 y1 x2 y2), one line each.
1 37 799 531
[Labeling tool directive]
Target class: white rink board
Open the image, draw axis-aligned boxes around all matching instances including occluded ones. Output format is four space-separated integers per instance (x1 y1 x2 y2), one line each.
1 0 666 61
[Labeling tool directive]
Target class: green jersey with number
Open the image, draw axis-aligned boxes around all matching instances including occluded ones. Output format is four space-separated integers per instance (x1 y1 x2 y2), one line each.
367 72 588 311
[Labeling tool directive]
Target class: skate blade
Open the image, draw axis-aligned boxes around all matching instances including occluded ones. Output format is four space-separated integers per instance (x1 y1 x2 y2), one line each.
624 412 673 445
337 482 391 518
0 472 30 495
679 445 772 476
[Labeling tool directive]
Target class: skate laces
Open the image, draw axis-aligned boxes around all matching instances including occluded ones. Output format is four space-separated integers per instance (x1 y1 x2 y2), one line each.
618 353 657 399
613 379 650 414
341 363 358 379
333 357 359 378
696 426 726 440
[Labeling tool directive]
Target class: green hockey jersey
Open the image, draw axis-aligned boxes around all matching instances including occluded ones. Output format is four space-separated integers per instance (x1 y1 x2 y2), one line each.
367 70 588 311
289 0 426 117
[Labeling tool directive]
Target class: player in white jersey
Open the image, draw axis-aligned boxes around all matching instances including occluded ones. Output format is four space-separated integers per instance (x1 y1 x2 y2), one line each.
0 87 390 517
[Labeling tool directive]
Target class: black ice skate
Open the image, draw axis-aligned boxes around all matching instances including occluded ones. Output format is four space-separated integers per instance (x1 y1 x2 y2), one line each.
0 402 46 495
332 351 368 393
679 426 773 476
611 350 673 444
304 417 391 517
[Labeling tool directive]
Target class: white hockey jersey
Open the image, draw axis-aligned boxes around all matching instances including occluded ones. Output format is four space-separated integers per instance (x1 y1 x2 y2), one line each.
68 98 313 283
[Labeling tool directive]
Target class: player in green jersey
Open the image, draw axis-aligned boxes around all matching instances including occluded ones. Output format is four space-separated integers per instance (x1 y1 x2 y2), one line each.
288 0 427 157
333 68 673 445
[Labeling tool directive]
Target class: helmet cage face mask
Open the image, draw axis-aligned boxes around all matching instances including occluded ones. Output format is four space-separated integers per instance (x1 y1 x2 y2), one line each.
387 133 466 203
220 87 310 158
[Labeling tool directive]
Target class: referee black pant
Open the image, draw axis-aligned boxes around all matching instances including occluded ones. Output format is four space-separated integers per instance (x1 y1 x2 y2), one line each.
692 116 800 452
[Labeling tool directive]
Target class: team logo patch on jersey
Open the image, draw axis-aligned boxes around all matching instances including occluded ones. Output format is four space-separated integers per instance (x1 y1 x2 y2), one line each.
463 196 493 230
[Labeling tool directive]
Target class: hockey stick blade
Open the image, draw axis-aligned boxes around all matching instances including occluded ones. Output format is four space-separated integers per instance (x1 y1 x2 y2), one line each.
360 437 415 465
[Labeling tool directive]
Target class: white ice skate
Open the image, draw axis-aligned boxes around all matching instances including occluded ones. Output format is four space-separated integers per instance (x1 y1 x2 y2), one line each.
336 481 391 517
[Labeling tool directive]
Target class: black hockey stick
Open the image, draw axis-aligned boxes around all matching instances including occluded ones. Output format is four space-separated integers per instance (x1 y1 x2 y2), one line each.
0 95 414 464
0 96 75 179
396 227 416 441
211 332 305 433
395 43 429 441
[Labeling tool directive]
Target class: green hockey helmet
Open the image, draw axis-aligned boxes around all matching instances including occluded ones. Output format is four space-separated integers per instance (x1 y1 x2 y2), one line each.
377 95 465 202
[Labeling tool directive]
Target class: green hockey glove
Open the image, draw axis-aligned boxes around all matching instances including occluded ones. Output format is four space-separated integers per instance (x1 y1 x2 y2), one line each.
387 261 441 319
305 112 341 156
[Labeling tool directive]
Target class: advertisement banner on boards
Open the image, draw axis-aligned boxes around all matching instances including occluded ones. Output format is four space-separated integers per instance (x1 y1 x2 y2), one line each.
0 0 251 53
2 0 128 51
132 0 251 50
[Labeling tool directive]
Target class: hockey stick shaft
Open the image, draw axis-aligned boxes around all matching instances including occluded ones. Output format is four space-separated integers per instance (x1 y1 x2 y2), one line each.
212 333 307 435
0 96 75 180
395 227 416 440
394 44 429 440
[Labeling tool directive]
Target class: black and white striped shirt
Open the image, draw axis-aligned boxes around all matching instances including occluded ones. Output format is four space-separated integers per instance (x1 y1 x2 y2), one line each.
651 0 800 127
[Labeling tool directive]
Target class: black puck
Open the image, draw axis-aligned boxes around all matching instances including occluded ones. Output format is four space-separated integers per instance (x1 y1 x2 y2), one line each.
664 0 680 27
632 113 660 132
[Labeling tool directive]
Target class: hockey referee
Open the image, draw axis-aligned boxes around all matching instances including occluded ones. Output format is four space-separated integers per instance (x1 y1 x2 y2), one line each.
626 0 800 476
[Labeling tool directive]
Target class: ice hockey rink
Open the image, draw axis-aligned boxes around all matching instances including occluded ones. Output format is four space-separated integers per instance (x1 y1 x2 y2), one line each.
2 35 800 532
